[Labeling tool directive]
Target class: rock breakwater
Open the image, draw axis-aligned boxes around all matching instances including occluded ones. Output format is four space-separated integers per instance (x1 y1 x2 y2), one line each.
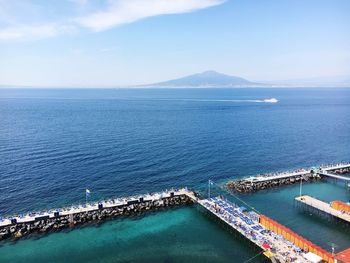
226 163 350 193
326 166 350 174
226 172 320 193
0 189 196 241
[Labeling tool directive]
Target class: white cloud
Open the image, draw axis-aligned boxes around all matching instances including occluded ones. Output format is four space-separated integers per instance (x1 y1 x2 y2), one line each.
70 0 90 6
0 24 76 41
0 24 58 41
76 0 224 31
0 0 224 41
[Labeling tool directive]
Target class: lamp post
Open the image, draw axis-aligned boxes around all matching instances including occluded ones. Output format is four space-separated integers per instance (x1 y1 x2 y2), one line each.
85 189 91 204
208 180 211 198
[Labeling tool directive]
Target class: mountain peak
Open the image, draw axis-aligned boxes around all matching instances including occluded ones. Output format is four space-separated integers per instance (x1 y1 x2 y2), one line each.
151 70 261 87
201 70 221 75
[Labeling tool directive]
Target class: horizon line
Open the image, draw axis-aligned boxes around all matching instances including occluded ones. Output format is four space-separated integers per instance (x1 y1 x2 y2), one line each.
1 84 350 89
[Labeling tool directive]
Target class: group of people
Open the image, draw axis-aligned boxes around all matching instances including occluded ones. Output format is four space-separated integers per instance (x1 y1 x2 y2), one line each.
203 196 310 263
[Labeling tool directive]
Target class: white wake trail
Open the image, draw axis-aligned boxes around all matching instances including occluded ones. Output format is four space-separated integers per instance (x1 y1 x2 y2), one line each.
153 98 279 103
253 98 279 103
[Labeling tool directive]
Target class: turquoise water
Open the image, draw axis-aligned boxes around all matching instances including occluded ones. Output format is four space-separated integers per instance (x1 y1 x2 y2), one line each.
242 180 350 251
0 88 349 262
0 207 265 263
2 180 349 262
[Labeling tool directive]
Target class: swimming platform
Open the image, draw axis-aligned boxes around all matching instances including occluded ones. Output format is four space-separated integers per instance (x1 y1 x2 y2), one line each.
1 163 350 263
295 195 350 224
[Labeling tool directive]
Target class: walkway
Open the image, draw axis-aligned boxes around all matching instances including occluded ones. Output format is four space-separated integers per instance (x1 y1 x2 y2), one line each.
295 195 350 223
198 197 310 262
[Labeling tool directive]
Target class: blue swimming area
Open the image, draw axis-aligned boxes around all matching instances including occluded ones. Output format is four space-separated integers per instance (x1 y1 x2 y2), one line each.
0 87 349 262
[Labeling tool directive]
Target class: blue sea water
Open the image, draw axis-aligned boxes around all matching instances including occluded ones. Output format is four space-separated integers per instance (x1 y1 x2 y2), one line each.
0 87 349 262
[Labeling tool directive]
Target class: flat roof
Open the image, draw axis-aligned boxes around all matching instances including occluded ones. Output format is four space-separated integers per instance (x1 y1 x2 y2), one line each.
304 252 323 263
336 248 350 263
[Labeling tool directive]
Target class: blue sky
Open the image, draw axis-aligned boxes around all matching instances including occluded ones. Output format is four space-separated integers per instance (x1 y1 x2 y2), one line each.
0 0 349 87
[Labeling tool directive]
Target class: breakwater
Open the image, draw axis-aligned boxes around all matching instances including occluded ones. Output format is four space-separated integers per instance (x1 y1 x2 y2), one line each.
226 170 320 193
0 188 196 241
226 163 350 193
321 163 350 175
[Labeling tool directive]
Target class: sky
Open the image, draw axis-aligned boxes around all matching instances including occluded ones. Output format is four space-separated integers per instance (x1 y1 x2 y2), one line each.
0 0 349 87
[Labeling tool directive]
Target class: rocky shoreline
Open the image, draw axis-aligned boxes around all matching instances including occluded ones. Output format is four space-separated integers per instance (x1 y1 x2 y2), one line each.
0 193 194 241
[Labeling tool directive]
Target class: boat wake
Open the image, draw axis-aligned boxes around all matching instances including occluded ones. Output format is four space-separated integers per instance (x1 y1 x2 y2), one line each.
154 98 279 103
255 98 279 103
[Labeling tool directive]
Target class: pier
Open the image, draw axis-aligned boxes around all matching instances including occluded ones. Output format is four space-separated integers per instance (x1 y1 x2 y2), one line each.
319 172 350 182
0 188 196 240
295 195 350 224
226 163 350 193
196 196 337 263
1 186 348 262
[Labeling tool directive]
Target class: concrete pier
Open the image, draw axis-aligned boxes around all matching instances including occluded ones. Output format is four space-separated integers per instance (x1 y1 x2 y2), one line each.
319 172 350 182
295 195 350 224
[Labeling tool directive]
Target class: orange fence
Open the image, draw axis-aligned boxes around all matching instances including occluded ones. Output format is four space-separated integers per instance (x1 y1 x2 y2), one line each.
331 200 350 214
259 215 334 263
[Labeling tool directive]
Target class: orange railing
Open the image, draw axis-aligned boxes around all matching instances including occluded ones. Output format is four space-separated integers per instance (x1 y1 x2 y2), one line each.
331 200 350 214
259 215 334 263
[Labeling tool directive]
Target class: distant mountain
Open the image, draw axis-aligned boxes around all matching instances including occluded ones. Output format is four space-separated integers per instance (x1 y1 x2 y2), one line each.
150 70 263 87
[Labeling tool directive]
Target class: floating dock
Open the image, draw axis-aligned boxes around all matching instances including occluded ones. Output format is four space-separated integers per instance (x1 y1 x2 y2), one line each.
295 195 350 224
226 163 350 193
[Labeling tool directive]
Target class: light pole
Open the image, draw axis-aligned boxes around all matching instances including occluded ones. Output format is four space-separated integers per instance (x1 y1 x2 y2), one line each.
85 189 91 204
208 180 211 199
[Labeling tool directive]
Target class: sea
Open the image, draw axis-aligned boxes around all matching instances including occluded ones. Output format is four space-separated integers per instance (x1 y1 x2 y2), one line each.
0 87 349 263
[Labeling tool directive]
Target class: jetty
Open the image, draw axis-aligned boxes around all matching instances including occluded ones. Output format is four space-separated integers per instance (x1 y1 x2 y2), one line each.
226 163 350 193
0 188 196 240
319 172 350 182
295 195 350 224
1 185 349 262
197 196 339 263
